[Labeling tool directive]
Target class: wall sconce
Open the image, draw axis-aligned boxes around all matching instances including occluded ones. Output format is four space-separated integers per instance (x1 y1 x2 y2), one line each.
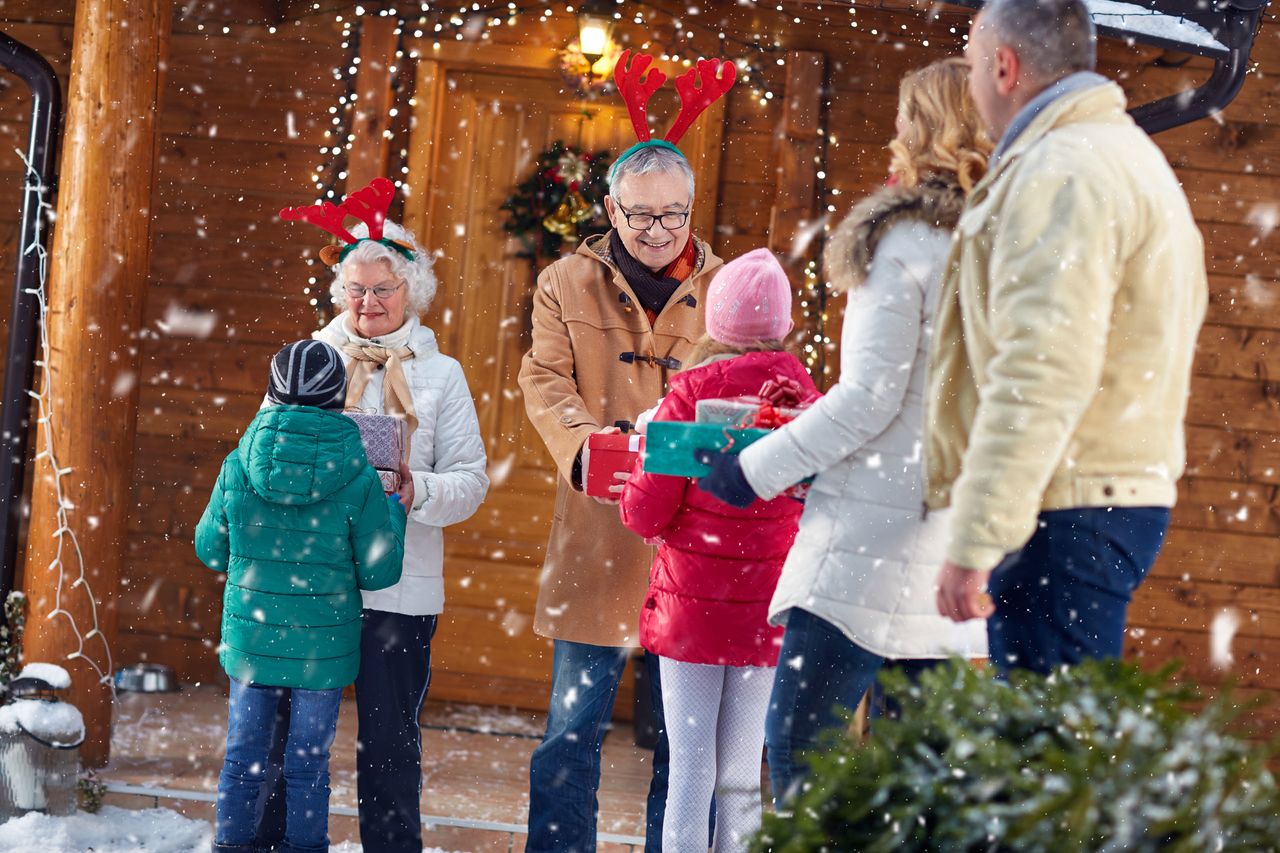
577 10 614 65
559 4 618 99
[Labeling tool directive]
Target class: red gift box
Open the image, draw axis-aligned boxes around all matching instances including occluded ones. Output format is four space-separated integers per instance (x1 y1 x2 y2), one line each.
585 432 644 498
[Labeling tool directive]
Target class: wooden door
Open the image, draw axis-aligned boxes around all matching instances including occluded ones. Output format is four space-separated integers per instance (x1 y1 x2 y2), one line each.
402 61 724 712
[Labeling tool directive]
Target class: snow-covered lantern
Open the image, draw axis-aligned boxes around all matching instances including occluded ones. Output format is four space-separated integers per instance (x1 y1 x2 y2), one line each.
0 663 84 821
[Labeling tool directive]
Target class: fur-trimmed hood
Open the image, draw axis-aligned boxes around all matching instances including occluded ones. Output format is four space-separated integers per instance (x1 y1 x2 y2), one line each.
825 176 967 290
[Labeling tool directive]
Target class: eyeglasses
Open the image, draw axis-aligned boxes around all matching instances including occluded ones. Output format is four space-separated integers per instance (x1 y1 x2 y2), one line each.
616 202 690 232
344 281 404 300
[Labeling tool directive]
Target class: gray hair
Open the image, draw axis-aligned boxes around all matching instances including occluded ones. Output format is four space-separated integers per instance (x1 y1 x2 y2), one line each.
980 0 1097 80
329 219 438 314
607 145 696 203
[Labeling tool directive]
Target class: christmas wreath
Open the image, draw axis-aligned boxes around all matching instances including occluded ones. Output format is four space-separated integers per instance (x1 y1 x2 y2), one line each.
501 141 613 268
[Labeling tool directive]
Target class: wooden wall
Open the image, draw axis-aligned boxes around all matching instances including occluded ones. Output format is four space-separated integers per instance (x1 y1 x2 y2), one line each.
116 8 345 687
0 0 1274 732
0 0 344 683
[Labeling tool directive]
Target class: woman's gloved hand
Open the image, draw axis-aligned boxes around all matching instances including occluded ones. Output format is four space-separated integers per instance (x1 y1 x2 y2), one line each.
693 450 759 508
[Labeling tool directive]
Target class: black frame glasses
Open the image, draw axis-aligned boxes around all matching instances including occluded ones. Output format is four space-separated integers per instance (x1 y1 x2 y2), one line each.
616 202 691 232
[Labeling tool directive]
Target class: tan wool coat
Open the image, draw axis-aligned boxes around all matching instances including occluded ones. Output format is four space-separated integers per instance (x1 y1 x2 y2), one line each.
924 82 1208 572
519 233 723 647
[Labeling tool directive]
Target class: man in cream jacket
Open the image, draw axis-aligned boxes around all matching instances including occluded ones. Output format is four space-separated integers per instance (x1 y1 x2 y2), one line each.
929 0 1207 673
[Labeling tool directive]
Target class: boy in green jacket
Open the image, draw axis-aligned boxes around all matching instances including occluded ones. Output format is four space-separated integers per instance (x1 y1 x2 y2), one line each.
196 339 406 853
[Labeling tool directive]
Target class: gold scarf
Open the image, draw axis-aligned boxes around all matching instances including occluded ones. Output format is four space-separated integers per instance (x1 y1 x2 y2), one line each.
341 342 420 442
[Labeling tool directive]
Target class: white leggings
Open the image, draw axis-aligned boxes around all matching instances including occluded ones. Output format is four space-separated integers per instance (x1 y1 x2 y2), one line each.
660 657 775 852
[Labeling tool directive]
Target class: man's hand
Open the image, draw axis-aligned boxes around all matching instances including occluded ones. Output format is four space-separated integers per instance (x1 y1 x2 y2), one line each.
935 559 995 622
693 449 758 508
583 425 622 505
396 460 414 510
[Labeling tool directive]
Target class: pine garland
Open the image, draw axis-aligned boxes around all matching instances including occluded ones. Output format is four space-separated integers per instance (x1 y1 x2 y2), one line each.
500 140 613 269
0 591 27 699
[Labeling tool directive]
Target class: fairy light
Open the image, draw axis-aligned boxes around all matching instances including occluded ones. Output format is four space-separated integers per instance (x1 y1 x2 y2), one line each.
15 149 113 689
291 1 799 316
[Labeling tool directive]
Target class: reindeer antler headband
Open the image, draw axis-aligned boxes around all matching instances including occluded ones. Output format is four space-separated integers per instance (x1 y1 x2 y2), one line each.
609 52 737 180
279 177 415 266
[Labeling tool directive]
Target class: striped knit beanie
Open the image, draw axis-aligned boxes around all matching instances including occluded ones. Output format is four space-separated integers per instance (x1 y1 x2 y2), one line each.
267 340 347 410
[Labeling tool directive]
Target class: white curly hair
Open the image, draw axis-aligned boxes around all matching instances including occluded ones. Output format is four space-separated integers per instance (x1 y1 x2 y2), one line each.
329 220 438 314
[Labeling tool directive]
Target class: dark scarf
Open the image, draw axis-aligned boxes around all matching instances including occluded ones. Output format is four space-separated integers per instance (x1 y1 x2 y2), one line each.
608 229 695 316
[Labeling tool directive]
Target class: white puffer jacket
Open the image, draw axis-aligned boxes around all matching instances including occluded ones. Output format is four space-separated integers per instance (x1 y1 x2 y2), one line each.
314 312 489 615
738 179 986 660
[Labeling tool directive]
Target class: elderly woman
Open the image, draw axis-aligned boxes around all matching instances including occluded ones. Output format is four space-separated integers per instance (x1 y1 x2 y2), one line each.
310 217 489 851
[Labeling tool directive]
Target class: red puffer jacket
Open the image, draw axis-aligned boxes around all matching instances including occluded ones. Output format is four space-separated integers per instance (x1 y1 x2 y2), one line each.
619 350 819 667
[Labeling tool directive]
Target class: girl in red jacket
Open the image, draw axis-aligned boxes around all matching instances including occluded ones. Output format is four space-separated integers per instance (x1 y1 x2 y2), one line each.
620 248 818 852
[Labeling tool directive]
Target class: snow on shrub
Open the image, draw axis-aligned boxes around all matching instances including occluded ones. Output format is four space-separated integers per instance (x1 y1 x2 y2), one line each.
753 659 1279 852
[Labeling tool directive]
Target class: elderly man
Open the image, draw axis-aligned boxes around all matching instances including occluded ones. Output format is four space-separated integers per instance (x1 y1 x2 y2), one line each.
929 0 1208 674
518 143 723 851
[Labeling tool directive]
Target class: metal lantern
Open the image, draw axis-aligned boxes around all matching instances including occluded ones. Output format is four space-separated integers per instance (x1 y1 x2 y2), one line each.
0 669 83 820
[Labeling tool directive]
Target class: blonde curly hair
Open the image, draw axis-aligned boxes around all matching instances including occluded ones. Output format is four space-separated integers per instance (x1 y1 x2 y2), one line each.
888 57 993 193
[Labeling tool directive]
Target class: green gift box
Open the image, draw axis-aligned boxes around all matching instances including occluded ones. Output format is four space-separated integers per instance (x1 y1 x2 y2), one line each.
642 421 773 478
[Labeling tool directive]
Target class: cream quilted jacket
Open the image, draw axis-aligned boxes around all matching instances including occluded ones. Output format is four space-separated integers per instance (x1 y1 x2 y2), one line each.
923 81 1207 571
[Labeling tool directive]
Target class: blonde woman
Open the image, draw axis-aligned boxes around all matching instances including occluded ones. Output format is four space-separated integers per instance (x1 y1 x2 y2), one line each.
695 57 992 803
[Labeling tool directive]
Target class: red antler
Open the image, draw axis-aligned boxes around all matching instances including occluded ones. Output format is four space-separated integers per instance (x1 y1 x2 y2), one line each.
664 59 737 144
613 51 666 142
278 200 357 243
340 177 396 241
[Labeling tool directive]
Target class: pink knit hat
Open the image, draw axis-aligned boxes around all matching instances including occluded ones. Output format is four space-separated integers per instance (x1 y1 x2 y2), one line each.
704 248 794 347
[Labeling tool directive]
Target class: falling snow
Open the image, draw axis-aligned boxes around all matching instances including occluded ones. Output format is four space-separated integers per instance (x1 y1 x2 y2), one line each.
1209 608 1241 670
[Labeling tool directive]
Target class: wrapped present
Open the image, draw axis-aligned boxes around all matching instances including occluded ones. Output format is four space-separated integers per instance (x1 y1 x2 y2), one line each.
643 421 773 478
377 469 401 493
344 411 410 493
695 395 804 427
645 419 815 502
585 432 644 498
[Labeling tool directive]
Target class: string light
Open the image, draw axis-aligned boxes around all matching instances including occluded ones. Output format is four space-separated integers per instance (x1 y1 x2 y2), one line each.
282 1 977 371
297 2 790 322
15 149 114 691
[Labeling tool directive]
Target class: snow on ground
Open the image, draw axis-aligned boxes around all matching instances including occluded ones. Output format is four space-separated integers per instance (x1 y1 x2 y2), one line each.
0 806 467 852
0 806 210 853
1085 0 1227 51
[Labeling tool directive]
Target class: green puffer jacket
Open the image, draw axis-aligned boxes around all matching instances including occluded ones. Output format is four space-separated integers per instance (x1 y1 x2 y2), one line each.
194 405 405 690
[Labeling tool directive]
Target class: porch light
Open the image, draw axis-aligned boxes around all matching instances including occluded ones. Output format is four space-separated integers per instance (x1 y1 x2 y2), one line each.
577 10 614 64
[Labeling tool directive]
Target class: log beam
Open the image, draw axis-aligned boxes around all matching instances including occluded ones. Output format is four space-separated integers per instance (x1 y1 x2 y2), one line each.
767 50 828 376
346 18 399 192
21 0 170 766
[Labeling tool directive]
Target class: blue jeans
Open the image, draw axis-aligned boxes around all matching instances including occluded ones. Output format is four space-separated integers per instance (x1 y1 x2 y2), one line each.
255 611 438 853
764 608 884 807
526 641 669 853
988 507 1170 675
869 658 942 721
215 680 342 853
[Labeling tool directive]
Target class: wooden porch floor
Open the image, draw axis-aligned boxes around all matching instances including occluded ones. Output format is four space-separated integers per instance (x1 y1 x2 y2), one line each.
100 686 652 851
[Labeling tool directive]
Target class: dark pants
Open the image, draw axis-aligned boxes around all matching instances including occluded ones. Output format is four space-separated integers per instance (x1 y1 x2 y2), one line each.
256 610 438 853
765 608 899 807
254 692 291 850
988 507 1170 676
526 640 670 853
355 609 439 853
869 658 942 721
